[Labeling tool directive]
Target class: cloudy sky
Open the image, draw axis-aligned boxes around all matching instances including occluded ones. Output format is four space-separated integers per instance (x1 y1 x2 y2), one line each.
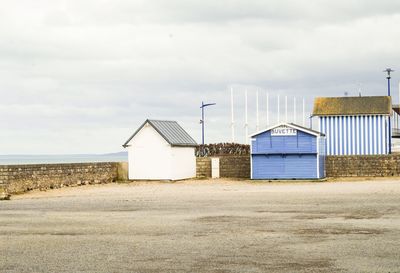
1 0 399 154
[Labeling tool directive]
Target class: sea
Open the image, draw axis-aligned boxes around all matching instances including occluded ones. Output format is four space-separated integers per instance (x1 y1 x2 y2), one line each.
0 152 128 165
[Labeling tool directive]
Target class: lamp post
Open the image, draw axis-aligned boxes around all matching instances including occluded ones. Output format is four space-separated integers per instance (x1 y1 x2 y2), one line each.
384 68 394 154
200 101 216 145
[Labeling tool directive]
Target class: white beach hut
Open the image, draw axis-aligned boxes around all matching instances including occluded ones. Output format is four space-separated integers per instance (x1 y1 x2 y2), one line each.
123 119 198 180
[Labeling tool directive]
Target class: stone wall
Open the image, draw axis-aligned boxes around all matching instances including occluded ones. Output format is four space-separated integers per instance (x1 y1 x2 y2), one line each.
196 156 250 179
0 162 120 195
325 155 400 177
117 162 129 181
3 155 399 197
196 157 211 178
220 156 250 178
196 154 400 179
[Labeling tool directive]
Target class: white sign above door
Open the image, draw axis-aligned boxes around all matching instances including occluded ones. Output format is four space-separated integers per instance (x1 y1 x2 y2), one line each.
271 126 297 136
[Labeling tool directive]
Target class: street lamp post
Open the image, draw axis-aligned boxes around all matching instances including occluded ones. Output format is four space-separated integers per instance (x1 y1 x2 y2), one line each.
384 68 394 154
200 101 216 145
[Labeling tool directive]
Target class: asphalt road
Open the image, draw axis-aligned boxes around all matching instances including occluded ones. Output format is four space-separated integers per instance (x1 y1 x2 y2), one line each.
1 179 400 273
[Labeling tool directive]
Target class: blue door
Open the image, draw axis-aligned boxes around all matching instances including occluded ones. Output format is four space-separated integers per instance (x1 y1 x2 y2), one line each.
252 154 318 179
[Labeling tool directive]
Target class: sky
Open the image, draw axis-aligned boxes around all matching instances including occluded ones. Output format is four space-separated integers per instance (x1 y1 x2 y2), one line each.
1 0 400 154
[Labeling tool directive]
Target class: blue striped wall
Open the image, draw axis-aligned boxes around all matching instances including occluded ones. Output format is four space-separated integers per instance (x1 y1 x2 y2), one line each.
319 115 389 155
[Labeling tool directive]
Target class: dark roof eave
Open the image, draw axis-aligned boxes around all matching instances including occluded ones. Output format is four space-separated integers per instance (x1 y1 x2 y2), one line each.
122 119 197 148
122 119 149 148
313 113 391 116
171 144 198 148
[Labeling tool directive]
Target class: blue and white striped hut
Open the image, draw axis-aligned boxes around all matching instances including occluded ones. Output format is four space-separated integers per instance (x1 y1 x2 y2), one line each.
312 96 392 155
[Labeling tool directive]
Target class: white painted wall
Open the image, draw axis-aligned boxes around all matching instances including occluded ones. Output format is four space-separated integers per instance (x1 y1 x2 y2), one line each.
211 157 220 178
126 122 196 180
127 123 171 180
171 147 196 180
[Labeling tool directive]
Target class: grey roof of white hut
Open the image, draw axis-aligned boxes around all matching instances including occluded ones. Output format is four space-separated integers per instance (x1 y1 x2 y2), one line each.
123 119 198 148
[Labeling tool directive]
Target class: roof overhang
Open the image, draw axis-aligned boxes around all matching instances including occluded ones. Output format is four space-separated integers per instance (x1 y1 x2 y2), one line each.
312 96 392 116
250 122 324 138
122 119 198 148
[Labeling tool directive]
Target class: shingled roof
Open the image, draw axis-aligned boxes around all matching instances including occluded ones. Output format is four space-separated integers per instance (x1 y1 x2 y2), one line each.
123 119 198 148
312 96 391 116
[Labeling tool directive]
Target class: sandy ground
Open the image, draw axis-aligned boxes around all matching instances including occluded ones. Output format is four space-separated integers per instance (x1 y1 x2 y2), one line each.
1 178 400 273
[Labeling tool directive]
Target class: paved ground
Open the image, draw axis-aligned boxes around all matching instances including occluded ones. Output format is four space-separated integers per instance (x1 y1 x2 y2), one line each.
1 179 400 273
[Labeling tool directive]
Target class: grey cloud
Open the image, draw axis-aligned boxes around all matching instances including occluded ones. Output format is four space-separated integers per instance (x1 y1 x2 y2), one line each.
0 0 399 154
59 0 400 25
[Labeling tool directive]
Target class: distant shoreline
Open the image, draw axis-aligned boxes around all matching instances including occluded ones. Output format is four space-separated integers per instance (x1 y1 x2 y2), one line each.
0 152 128 165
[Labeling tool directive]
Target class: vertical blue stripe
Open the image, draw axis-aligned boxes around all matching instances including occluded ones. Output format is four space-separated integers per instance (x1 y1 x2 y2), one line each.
346 116 350 155
343 116 346 155
373 115 376 154
330 116 333 156
387 116 390 153
349 116 352 154
370 115 373 154
356 116 359 155
366 115 368 154
383 116 385 154
330 117 333 155
344 117 347 155
349 116 353 155
367 115 371 154
370 115 374 154
363 116 366 154
368 115 371 154
370 116 374 154
342 116 345 155
323 117 326 153
334 117 337 155
382 116 384 154
329 116 332 155
326 117 329 155
373 116 376 154
359 116 362 154
338 117 343 155
372 116 375 154
381 116 383 154
347 116 350 154
328 117 331 155
324 117 330 153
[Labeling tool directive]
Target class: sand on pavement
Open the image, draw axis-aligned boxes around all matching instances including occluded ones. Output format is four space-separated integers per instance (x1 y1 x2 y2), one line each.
1 178 400 273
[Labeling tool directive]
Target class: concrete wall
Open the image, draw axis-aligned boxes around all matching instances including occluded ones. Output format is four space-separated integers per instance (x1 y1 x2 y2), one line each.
325 155 400 177
0 162 120 195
